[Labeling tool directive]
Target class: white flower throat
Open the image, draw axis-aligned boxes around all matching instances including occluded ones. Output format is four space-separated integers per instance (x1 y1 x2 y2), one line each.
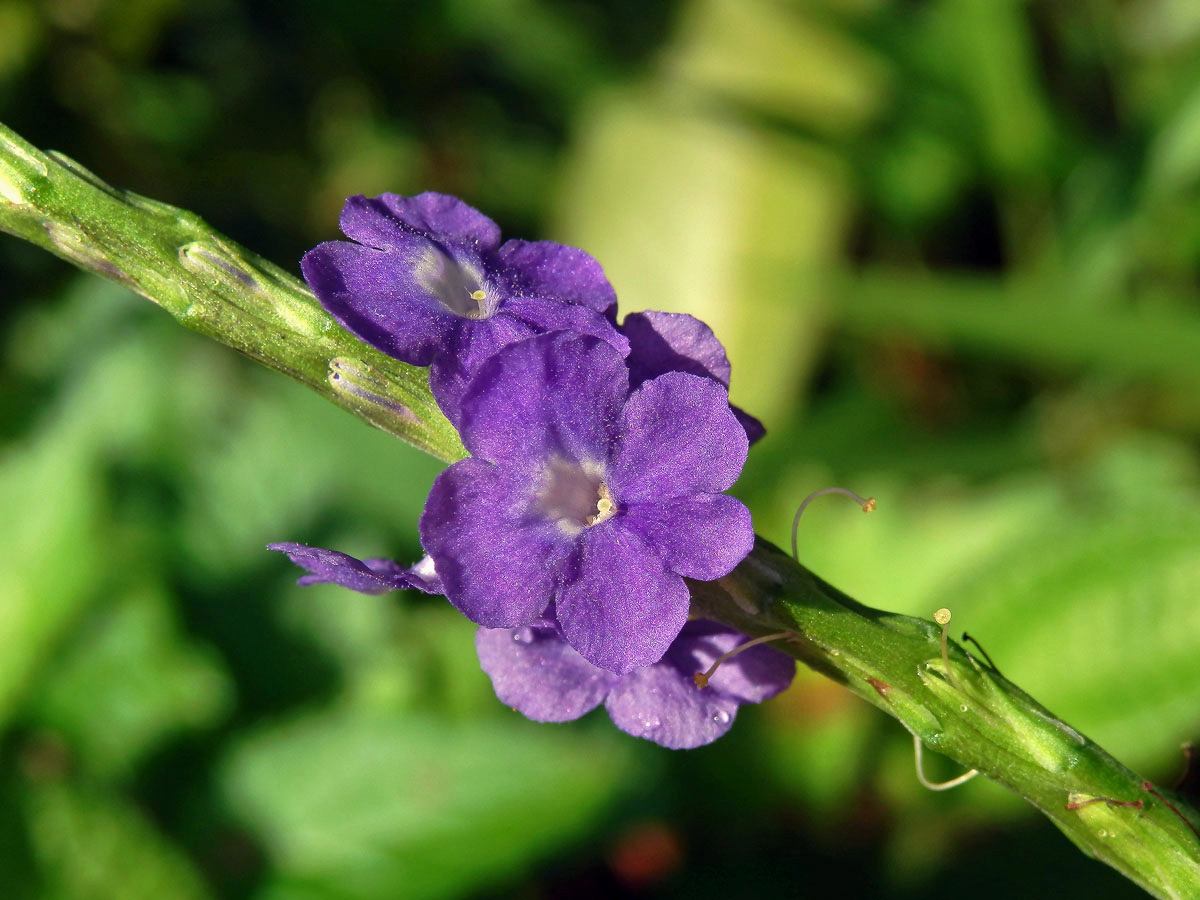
416 245 492 319
535 457 618 536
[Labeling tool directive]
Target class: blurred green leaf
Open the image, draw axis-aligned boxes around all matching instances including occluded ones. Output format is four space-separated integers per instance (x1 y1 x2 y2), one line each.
834 269 1200 386
0 403 102 726
23 780 213 900
0 0 40 80
277 588 492 720
1145 79 1200 199
28 584 232 779
923 0 1055 177
179 368 443 575
222 712 637 900
665 0 887 134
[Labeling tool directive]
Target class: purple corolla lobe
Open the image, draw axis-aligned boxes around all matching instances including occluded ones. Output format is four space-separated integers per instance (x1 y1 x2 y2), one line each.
420 331 754 675
475 618 794 749
622 310 765 444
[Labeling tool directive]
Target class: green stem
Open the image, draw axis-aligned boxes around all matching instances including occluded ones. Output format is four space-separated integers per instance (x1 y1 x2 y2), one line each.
3 120 1197 897
690 538 1200 899
0 121 466 464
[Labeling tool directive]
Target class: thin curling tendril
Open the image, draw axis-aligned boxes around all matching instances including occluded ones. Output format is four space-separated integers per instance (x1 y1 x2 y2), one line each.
695 485 879 689
693 631 792 688
790 487 875 564
913 735 980 792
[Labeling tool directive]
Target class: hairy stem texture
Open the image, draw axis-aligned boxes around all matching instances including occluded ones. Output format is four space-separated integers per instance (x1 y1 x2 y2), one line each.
0 121 466 463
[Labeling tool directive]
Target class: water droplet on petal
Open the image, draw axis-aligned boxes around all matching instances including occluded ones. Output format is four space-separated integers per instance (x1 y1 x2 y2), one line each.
511 628 533 644
712 709 731 725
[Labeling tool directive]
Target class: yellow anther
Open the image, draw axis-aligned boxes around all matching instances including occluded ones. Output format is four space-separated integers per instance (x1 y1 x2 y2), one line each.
469 289 487 301
934 608 951 626
585 482 617 526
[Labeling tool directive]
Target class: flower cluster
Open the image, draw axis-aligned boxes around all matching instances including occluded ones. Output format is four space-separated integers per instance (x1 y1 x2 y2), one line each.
272 192 792 747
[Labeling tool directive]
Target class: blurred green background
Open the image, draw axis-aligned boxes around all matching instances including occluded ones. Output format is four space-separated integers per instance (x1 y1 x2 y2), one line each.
2 0 1200 897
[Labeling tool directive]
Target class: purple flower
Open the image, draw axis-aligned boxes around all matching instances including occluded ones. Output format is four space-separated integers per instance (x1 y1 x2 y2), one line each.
623 310 765 444
301 192 628 422
268 542 442 595
420 331 754 674
475 618 794 749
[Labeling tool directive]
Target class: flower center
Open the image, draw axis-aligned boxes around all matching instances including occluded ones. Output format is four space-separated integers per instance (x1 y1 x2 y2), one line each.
534 457 618 537
416 244 493 319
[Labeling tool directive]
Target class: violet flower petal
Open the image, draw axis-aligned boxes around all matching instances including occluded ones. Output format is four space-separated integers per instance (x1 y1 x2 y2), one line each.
427 313 537 425
665 620 794 704
621 494 753 581
555 525 690 674
503 295 629 356
339 192 501 252
734 408 767 445
300 240 461 366
608 372 749 503
475 625 617 722
604 663 740 749
268 542 441 594
457 332 628 471
623 311 731 387
623 310 765 444
497 239 617 316
420 458 570 627
430 301 628 427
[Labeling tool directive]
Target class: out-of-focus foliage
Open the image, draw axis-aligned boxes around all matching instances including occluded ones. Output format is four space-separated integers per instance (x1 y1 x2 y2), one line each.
2 1 1199 898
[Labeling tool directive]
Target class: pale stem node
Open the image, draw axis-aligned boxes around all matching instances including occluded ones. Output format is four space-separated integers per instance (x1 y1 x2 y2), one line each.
913 734 980 792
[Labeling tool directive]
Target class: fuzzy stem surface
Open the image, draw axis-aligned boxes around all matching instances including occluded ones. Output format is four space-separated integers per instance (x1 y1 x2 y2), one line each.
0 121 467 463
